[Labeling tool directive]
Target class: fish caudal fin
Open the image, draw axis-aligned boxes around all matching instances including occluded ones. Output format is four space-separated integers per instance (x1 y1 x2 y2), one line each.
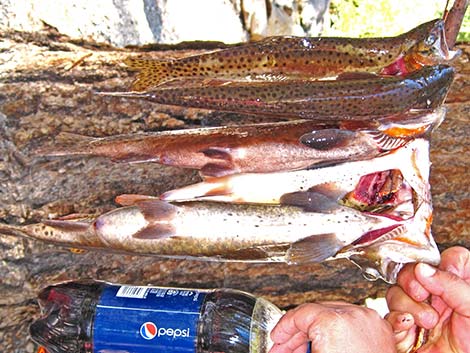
132 200 178 239
35 132 97 158
124 57 174 91
287 234 343 264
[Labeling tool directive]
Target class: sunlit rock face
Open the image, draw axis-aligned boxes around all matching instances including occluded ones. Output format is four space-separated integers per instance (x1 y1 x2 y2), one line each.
0 0 330 46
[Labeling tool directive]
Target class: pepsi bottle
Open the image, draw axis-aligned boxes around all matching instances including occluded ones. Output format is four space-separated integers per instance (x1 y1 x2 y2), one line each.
29 280 283 353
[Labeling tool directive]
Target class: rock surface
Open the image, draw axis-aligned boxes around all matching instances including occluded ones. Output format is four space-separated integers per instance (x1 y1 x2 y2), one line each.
0 27 469 352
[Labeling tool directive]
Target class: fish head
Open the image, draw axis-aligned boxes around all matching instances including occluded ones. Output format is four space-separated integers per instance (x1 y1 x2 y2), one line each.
413 65 455 110
407 19 460 65
341 200 440 284
377 107 446 140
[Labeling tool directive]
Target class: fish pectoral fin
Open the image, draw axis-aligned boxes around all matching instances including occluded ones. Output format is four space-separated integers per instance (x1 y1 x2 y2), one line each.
132 224 176 239
115 194 159 206
300 129 356 150
287 234 343 264
280 190 341 213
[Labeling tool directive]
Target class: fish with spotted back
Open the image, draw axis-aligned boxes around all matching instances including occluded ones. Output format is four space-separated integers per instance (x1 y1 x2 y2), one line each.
101 65 454 120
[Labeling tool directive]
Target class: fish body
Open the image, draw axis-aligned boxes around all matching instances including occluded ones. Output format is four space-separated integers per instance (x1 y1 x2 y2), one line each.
0 199 409 273
161 138 431 206
104 65 454 120
126 19 458 91
38 109 444 177
0 196 438 283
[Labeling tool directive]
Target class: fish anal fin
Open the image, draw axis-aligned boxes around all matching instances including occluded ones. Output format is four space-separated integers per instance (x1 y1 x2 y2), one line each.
300 129 356 150
133 224 176 239
287 234 343 264
115 194 158 206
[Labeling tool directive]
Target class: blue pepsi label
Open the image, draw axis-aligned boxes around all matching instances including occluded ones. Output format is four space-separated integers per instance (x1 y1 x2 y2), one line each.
93 284 208 353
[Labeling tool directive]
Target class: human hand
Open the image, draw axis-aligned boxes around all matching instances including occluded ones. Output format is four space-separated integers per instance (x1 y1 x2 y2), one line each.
269 301 397 353
386 246 470 352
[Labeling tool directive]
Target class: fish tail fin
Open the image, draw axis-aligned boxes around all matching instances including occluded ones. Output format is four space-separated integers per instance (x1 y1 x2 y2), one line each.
287 233 343 264
35 132 98 158
124 57 175 91
160 177 233 202
0 223 28 238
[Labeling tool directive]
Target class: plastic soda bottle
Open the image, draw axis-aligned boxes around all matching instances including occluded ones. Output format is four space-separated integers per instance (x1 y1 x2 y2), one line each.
29 280 283 353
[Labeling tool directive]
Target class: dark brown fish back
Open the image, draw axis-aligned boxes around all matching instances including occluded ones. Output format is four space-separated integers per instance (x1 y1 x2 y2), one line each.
125 20 441 91
133 65 453 120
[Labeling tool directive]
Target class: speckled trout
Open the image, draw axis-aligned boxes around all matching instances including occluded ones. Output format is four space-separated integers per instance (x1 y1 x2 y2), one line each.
101 65 454 120
125 19 458 91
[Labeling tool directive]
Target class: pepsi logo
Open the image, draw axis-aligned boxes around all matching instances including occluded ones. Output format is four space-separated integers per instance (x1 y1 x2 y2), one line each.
140 322 157 340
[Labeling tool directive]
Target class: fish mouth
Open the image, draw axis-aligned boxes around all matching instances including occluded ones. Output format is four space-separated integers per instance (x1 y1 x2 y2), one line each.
436 20 460 61
338 199 440 284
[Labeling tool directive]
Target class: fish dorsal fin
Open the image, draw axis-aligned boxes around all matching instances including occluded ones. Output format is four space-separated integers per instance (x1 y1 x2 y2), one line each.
287 233 342 264
300 129 356 150
115 194 158 206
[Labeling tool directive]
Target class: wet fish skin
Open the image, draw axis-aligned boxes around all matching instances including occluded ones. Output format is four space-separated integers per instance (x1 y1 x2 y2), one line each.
37 111 437 177
0 200 399 265
161 138 431 206
126 19 457 91
102 65 454 120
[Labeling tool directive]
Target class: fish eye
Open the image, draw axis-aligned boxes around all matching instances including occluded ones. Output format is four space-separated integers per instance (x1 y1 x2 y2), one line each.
424 33 437 47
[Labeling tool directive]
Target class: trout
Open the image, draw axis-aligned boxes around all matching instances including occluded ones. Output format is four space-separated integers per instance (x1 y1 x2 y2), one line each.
160 138 432 206
101 65 454 120
125 19 458 91
0 197 438 283
37 109 444 177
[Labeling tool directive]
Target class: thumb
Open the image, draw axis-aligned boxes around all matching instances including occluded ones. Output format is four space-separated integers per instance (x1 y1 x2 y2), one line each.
415 263 470 317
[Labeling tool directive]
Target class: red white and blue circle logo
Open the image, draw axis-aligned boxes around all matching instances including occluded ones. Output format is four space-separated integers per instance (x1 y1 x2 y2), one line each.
140 322 157 340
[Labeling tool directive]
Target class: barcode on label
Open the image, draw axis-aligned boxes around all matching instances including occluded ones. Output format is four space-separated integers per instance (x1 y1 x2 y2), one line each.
116 286 149 299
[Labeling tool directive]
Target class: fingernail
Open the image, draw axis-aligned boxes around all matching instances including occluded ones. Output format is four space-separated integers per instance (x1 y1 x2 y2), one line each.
418 263 436 278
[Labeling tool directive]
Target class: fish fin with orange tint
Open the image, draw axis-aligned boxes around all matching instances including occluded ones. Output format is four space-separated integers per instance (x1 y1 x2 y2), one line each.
115 194 159 206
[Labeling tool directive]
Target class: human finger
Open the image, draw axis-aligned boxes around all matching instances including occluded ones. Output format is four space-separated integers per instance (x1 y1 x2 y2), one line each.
415 262 470 317
396 263 430 302
270 304 323 344
386 286 438 329
439 246 470 279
